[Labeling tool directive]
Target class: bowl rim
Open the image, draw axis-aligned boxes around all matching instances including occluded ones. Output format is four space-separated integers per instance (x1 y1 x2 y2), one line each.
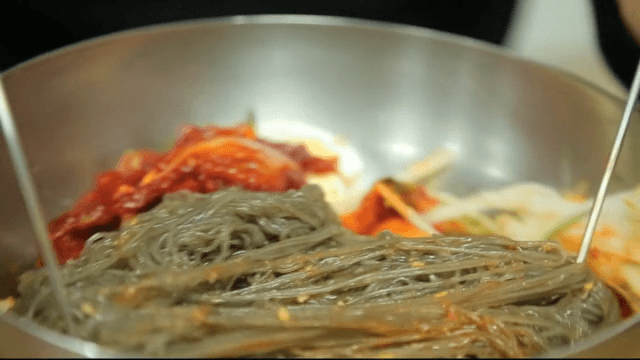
2 14 629 105
0 311 131 358
0 13 637 358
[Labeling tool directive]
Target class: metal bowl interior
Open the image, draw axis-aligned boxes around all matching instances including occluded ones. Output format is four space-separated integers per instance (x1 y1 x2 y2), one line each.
1 14 640 358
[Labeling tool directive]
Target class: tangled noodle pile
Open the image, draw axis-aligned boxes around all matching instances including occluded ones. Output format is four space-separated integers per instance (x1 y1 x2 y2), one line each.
14 185 619 358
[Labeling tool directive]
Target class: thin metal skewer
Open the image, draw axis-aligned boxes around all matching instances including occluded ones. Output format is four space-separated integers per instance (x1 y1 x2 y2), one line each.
0 79 74 331
578 58 640 263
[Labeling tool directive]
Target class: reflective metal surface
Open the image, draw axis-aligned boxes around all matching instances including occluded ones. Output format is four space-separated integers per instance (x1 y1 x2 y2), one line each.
578 59 640 264
0 79 74 332
1 14 640 358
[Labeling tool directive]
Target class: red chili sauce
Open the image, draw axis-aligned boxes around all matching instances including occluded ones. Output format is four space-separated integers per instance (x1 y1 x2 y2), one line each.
47 124 338 264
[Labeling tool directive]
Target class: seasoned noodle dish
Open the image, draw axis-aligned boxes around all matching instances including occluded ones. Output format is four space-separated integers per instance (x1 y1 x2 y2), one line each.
13 186 620 357
2 123 625 358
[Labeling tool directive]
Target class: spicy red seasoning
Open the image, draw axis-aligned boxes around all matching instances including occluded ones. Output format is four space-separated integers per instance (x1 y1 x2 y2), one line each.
47 123 338 264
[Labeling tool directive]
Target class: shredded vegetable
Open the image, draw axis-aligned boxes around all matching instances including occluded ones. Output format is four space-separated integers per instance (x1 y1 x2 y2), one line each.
336 150 640 317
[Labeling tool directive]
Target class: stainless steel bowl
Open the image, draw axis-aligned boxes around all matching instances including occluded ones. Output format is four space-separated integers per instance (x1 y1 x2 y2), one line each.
1 15 640 358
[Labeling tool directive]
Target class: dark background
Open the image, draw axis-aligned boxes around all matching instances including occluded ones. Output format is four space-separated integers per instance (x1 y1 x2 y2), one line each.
1 0 638 89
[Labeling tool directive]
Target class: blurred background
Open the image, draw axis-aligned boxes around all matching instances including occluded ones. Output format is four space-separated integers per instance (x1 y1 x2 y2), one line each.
0 0 634 100
506 0 627 99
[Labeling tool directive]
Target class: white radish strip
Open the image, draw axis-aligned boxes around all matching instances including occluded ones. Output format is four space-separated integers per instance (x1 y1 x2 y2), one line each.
407 210 439 235
422 190 500 235
394 148 458 185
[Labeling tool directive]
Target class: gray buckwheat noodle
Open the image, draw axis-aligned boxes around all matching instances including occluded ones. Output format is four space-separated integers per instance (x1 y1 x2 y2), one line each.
12 185 620 358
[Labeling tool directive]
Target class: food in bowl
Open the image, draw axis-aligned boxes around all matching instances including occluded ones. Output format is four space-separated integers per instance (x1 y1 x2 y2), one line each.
3 122 628 357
